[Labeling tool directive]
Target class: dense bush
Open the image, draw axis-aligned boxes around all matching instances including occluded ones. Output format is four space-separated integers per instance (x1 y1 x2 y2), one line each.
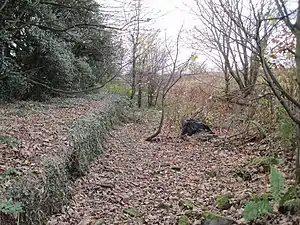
0 0 121 101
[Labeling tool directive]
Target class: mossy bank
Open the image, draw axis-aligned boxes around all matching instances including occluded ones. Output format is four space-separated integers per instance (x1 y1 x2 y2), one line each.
0 94 130 225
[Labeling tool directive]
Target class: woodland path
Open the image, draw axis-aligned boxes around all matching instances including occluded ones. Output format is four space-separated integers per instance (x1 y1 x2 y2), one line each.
48 121 281 225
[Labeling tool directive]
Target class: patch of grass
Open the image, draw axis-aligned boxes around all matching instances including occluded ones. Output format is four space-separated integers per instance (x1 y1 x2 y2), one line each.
216 193 232 210
0 136 20 147
206 170 217 178
279 185 300 214
201 211 222 220
243 167 285 222
179 200 196 210
122 208 139 217
0 199 24 214
276 106 295 146
104 82 132 96
178 215 190 225
2 168 19 177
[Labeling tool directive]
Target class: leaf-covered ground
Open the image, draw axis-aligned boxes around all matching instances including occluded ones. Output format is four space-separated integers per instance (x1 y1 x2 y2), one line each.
47 119 297 225
0 98 105 182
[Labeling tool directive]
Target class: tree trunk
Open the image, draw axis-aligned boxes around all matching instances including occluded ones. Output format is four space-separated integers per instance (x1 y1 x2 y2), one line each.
296 28 300 183
145 96 165 141
296 124 300 183
148 90 154 107
224 70 230 97
137 81 142 108
130 43 137 100
147 81 155 107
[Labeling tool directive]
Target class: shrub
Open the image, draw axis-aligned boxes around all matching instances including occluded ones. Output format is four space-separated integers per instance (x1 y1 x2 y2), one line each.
0 73 31 102
276 106 295 146
243 167 285 222
73 57 96 89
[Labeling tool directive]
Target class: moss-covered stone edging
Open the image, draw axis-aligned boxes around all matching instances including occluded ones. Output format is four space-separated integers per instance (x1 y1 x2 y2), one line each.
0 95 130 225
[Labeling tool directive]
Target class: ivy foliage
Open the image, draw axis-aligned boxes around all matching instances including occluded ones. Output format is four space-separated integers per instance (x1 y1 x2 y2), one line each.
0 0 122 101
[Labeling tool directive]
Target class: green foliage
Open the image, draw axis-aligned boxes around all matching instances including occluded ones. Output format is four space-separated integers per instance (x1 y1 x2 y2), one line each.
232 166 252 181
122 208 138 217
252 155 283 172
201 211 221 220
0 136 20 147
2 168 19 177
243 199 273 222
216 193 232 210
0 199 24 214
178 200 196 210
279 186 300 214
0 73 31 102
243 167 285 222
250 193 270 202
67 96 129 178
104 83 132 96
270 167 285 202
178 215 190 225
1 0 121 101
0 95 129 224
276 106 295 145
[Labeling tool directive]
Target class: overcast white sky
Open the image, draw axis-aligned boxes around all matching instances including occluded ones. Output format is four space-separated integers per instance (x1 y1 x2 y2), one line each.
99 0 298 70
143 0 197 62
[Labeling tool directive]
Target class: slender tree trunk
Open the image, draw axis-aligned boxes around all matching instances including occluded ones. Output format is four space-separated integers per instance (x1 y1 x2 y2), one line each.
130 0 141 100
148 88 154 107
145 95 165 141
295 28 300 183
296 124 300 183
224 70 230 97
137 81 142 108
130 43 137 100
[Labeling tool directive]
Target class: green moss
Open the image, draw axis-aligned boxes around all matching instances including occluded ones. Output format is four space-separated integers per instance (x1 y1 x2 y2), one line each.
0 136 20 147
122 208 139 217
232 166 252 181
178 215 190 225
179 200 196 210
216 193 232 210
201 211 222 220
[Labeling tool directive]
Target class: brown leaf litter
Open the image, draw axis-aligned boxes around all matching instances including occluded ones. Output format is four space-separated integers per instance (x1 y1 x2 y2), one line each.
47 121 298 225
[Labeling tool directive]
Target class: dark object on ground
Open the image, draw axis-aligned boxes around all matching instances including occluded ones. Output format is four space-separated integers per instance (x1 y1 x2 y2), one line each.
181 118 214 136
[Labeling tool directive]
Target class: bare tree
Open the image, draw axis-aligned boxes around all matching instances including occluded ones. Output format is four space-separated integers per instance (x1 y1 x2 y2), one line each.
191 0 261 98
196 0 300 181
146 27 192 141
133 31 169 107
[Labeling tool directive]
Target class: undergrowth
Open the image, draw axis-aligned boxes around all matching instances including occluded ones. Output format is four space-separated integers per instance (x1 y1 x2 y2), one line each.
243 167 300 222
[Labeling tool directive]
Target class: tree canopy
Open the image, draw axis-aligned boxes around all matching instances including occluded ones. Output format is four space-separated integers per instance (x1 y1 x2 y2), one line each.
0 0 122 101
